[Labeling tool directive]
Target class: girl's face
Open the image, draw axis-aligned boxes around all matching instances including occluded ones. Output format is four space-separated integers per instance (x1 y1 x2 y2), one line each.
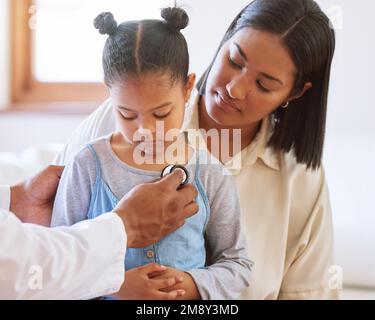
110 72 195 155
204 27 311 127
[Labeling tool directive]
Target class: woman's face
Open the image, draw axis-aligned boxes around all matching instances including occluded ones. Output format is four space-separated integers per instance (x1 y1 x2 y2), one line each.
110 72 195 155
204 27 303 127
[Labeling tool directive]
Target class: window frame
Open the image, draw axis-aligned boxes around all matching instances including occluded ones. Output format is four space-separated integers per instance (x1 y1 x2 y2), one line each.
10 0 108 111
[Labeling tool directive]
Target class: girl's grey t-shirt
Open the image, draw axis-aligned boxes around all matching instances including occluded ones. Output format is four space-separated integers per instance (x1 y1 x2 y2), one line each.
51 134 253 299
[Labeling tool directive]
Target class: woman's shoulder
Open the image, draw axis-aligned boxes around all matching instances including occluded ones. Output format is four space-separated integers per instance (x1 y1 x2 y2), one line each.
276 149 330 226
277 149 333 261
278 149 326 191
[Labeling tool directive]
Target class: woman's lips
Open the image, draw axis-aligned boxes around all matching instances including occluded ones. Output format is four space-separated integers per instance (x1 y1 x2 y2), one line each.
215 92 241 113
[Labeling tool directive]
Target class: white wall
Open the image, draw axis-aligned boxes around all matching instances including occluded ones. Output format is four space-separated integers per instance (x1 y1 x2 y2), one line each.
315 0 375 288
0 113 85 152
320 0 375 136
0 0 10 108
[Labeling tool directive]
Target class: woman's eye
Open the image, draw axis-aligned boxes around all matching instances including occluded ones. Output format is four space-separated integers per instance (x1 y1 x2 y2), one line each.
228 56 243 70
256 80 271 93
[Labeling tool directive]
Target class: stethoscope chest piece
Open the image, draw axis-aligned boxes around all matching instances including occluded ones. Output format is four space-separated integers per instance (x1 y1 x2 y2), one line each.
161 165 189 186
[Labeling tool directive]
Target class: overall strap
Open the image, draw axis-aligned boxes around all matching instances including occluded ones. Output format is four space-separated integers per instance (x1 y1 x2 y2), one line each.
86 144 102 183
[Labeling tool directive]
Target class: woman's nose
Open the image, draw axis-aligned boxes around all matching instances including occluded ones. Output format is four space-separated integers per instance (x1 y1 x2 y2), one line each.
226 76 249 100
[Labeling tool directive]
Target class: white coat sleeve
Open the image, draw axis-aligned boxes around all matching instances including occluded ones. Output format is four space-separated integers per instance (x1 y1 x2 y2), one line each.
54 99 116 165
0 185 11 211
0 208 126 300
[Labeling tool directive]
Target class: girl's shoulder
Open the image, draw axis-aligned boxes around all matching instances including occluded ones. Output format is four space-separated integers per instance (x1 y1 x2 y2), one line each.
195 148 229 177
192 148 236 200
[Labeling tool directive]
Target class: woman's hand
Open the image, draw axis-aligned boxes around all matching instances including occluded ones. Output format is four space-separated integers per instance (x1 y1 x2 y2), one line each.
150 266 201 300
113 263 186 300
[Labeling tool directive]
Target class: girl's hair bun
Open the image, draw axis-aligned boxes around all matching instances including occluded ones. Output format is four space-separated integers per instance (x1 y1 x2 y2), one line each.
94 12 118 36
161 7 189 32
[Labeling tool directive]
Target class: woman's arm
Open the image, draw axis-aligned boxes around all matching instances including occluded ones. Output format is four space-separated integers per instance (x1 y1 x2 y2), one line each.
187 170 253 300
278 167 338 300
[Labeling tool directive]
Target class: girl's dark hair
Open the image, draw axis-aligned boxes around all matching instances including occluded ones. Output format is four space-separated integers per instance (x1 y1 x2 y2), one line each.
94 7 189 86
197 0 335 169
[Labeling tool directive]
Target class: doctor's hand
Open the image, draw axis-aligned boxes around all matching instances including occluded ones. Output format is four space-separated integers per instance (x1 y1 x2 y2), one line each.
10 165 64 226
113 263 186 300
114 169 199 248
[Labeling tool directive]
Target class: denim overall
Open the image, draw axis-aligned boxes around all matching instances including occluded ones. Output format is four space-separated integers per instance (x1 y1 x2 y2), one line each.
86 144 211 272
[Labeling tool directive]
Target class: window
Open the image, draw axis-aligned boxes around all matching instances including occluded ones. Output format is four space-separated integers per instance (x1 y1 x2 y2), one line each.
11 0 168 111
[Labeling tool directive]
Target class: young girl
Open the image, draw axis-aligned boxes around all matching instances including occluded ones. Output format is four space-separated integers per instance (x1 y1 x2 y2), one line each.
51 6 252 300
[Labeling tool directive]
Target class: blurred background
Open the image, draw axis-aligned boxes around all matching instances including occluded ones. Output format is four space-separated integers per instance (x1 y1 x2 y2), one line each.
0 0 374 299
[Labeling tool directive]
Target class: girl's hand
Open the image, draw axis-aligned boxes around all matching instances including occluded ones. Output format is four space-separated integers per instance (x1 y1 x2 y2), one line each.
150 266 201 300
113 263 186 300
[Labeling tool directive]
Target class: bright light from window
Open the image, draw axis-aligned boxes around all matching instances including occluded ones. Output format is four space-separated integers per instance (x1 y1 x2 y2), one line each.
33 0 171 82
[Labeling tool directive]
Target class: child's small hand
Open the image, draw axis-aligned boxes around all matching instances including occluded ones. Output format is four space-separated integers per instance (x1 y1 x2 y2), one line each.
150 267 201 300
113 263 185 300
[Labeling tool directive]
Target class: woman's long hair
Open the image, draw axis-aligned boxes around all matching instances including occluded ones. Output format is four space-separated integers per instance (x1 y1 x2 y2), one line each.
197 0 336 169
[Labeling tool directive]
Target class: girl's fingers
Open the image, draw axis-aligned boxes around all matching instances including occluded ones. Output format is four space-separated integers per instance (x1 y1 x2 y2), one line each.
175 275 185 284
154 289 186 300
139 263 167 274
152 276 185 290
148 270 168 279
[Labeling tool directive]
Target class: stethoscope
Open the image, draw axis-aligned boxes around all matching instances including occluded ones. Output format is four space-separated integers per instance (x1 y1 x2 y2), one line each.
161 165 189 186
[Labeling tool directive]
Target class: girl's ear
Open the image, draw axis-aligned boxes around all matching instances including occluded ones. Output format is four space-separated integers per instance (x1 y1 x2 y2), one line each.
184 73 196 102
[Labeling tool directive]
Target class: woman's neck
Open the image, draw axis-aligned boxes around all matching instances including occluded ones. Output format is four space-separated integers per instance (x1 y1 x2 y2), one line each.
198 96 261 164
